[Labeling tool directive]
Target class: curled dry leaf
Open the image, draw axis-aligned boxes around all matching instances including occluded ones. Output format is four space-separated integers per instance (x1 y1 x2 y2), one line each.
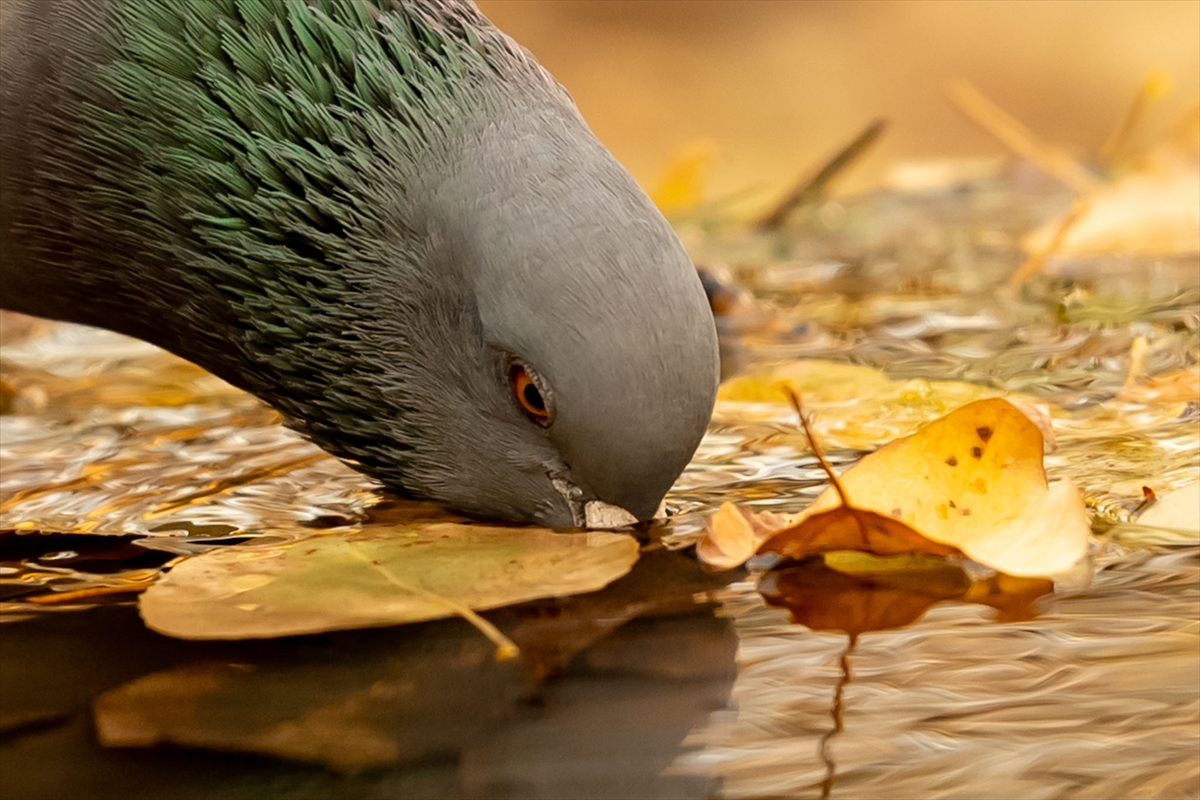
699 398 1090 578
140 523 640 641
758 506 961 563
695 502 775 570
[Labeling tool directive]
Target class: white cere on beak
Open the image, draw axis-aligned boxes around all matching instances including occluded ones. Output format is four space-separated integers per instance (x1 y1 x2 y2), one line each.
584 500 638 529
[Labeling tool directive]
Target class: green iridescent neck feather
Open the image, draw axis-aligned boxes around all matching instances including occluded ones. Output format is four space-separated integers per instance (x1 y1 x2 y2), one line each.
75 0 546 317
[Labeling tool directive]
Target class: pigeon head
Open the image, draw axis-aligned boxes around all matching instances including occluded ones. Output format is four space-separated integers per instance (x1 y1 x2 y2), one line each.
371 102 720 527
291 94 719 528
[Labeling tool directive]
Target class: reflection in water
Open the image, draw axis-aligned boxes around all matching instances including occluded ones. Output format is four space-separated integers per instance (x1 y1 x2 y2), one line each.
1 550 740 800
759 556 1053 637
757 556 1056 799
675 548 1199 799
821 641 850 800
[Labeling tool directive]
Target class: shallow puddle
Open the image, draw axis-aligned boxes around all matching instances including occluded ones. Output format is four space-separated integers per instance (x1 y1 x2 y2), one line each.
1 179 1197 798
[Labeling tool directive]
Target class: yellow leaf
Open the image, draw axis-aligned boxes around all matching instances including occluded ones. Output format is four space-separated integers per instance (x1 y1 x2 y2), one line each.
650 140 716 213
785 398 1088 576
698 398 1090 578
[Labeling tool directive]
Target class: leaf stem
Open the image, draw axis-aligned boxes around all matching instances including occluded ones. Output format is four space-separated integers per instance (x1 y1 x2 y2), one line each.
345 542 519 660
783 384 853 509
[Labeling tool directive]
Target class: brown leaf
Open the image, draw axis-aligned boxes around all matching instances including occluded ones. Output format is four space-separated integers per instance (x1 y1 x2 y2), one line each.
758 506 961 562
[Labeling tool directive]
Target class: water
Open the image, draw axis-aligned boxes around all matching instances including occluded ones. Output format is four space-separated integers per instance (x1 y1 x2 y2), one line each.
1 180 1197 798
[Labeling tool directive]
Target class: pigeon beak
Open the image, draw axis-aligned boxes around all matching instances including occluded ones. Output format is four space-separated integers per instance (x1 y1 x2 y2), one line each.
551 474 669 529
583 500 638 529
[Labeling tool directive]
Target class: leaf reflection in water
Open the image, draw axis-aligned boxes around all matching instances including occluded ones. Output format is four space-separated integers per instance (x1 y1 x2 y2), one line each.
759 554 1053 638
755 554 1054 798
674 548 1198 799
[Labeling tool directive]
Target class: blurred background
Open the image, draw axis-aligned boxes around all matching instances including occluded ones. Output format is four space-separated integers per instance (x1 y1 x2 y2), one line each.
476 0 1200 208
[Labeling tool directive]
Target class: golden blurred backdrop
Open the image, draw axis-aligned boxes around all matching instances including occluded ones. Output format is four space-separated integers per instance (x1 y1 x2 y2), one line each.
476 0 1200 207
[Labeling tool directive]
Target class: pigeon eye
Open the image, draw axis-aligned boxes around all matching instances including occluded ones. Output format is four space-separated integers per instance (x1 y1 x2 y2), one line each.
511 364 550 424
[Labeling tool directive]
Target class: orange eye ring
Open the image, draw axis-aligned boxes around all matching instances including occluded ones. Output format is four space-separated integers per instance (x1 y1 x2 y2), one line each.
511 365 550 423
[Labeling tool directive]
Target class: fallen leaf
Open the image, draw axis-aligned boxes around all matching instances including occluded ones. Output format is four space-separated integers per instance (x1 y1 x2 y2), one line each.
758 505 962 563
782 397 1089 576
651 140 717 213
139 524 640 640
699 397 1091 577
695 502 776 570
718 360 906 405
1020 96 1200 264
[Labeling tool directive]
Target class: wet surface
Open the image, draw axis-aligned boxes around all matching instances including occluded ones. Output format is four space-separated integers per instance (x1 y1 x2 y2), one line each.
1 178 1198 798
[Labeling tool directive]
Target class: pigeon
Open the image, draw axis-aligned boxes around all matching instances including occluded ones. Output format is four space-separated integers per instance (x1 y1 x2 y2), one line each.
0 0 719 528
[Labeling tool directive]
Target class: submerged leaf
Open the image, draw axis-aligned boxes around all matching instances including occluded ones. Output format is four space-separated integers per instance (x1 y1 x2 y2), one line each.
140 523 640 640
715 360 1054 451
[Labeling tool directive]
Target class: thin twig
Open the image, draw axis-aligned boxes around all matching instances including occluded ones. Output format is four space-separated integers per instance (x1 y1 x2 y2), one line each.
1119 335 1150 397
782 384 852 508
754 118 889 231
1006 198 1090 289
948 79 1100 194
1100 71 1172 170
